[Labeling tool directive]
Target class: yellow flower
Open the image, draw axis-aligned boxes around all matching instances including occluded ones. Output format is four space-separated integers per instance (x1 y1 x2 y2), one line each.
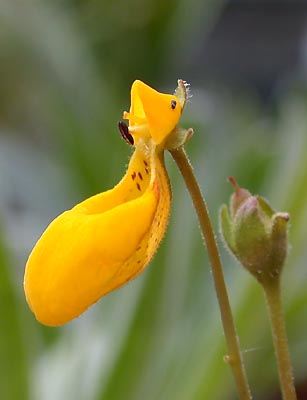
24 80 189 326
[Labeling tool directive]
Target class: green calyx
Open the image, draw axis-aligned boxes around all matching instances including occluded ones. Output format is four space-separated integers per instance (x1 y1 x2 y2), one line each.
220 177 290 284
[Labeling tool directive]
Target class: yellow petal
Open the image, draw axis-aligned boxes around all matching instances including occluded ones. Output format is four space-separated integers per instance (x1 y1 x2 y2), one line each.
126 80 182 145
24 143 171 326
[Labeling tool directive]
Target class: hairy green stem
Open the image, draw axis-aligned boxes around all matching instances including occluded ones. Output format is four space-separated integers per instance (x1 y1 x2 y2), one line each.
263 278 297 400
170 146 251 400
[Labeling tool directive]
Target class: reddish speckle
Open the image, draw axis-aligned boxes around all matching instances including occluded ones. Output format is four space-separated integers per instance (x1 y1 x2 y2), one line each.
132 172 136 180
138 172 143 180
143 160 148 167
136 183 141 191
145 168 149 174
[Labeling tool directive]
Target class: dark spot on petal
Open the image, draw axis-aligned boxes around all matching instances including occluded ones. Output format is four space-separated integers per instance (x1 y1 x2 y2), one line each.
143 160 148 167
136 183 141 191
145 168 149 174
132 172 136 180
138 172 143 180
171 100 177 110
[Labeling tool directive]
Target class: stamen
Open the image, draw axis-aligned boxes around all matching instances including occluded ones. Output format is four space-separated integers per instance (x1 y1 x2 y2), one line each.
123 111 147 125
118 121 134 145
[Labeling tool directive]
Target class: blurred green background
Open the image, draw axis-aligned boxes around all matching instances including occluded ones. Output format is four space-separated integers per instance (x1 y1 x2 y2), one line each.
1 0 307 399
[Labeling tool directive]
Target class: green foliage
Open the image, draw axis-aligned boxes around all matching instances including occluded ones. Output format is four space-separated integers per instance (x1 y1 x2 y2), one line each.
1 0 307 399
0 232 29 400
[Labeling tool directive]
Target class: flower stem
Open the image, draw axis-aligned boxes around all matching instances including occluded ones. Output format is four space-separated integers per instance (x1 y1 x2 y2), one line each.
262 277 297 400
170 146 251 400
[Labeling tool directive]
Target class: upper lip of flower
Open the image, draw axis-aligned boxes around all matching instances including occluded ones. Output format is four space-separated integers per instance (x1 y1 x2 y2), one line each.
123 80 184 146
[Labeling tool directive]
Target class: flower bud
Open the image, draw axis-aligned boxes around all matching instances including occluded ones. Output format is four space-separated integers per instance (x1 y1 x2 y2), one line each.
220 177 290 284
